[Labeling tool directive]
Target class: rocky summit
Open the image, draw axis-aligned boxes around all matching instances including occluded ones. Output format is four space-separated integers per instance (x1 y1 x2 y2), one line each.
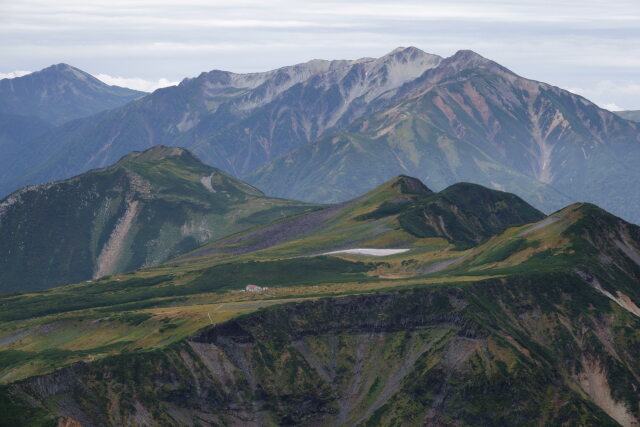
248 50 640 224
0 63 145 125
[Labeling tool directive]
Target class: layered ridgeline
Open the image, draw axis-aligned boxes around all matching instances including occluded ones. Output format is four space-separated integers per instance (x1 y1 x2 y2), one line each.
0 146 317 294
249 50 640 223
1 178 640 425
1 47 442 196
0 64 145 125
617 110 640 123
185 175 544 261
3 48 640 226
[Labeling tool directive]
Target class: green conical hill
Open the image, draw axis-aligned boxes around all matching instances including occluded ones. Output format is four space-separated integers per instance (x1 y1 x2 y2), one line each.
0 146 317 293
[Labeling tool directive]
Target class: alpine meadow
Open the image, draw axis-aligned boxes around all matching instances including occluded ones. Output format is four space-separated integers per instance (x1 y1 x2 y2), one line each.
1 1 639 426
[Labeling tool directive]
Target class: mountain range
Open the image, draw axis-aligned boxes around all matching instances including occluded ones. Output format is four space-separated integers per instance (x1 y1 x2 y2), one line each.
0 47 441 196
1 173 639 425
248 50 640 222
2 48 640 226
1 47 640 426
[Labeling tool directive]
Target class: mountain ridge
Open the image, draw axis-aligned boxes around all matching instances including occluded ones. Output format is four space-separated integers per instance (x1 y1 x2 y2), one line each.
182 175 544 261
0 47 442 195
0 63 146 125
616 110 640 123
248 49 640 223
1 180 639 424
0 145 317 293
2 48 640 226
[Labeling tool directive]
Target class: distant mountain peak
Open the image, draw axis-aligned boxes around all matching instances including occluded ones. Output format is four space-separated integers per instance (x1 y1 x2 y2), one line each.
351 175 434 210
452 49 486 60
389 175 434 195
47 63 75 71
388 46 409 54
443 49 501 72
387 46 426 56
381 46 442 63
0 63 77 80
36 63 96 82
118 145 197 164
442 50 513 74
0 63 146 125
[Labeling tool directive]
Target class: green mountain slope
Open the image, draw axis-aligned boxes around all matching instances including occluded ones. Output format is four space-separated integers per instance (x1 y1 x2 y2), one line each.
4 266 640 424
0 146 318 294
22 278 640 426
447 202 640 302
183 175 544 262
0 64 145 125
248 51 640 224
1 179 639 425
248 113 573 210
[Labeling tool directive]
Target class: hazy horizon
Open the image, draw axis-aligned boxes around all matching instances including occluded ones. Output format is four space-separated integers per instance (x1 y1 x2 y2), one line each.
1 0 639 110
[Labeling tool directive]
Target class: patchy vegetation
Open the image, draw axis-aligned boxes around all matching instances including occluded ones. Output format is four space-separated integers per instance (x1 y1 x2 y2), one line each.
0 145 318 294
1 178 640 425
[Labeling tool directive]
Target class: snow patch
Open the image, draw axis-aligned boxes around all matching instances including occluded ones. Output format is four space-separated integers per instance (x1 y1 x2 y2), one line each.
321 248 410 256
200 174 217 193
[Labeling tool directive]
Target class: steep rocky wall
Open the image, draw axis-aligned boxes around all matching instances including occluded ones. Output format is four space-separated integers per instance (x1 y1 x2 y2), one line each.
8 276 640 426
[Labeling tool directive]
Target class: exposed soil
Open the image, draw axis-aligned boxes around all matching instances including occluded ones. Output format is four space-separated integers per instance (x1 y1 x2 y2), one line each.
576 358 639 427
94 199 139 279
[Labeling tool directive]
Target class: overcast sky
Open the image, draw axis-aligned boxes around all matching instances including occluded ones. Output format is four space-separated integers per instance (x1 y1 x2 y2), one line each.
1 0 639 110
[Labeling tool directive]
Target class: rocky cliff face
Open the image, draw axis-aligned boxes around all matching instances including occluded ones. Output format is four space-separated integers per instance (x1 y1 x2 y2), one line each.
8 276 639 426
4 50 640 226
249 50 640 224
2 47 442 197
